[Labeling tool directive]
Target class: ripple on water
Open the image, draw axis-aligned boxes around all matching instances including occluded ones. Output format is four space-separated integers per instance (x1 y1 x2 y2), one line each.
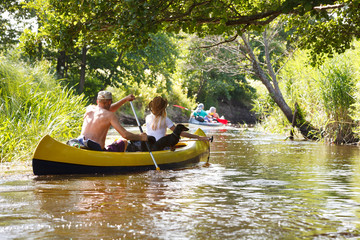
1 128 360 239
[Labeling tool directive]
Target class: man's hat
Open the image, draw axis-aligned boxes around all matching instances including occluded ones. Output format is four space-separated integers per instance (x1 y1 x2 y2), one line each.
97 91 112 100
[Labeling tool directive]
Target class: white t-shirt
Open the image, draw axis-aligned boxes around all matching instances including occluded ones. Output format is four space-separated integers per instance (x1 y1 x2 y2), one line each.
145 114 174 141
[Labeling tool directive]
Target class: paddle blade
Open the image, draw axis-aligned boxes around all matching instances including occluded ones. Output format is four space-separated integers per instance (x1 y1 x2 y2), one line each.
216 118 228 124
173 105 189 111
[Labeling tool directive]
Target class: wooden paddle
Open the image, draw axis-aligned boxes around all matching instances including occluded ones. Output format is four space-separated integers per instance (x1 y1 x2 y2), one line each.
130 101 160 171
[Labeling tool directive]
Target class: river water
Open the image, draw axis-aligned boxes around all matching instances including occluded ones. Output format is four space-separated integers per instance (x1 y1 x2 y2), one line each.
1 126 360 239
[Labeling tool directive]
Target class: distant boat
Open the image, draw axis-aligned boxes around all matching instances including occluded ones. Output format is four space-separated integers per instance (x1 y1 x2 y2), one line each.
189 117 223 126
32 129 210 175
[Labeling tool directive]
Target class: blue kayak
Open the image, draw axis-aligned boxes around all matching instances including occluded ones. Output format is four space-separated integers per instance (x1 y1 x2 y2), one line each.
189 117 223 126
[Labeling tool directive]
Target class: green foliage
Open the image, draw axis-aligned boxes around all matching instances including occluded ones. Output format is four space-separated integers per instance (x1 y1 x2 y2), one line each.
315 57 356 143
22 1 342 54
250 79 277 123
18 29 41 61
185 69 254 109
0 54 87 162
252 45 360 143
27 0 112 52
57 32 179 98
20 0 180 97
288 1 360 66
150 1 331 37
181 35 256 110
13 1 360 73
0 1 35 51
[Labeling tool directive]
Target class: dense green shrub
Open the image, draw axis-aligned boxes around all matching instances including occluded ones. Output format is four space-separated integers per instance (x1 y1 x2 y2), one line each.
0 55 87 162
251 43 360 143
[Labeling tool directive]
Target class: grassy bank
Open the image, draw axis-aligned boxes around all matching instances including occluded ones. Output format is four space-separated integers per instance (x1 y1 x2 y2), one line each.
0 55 87 163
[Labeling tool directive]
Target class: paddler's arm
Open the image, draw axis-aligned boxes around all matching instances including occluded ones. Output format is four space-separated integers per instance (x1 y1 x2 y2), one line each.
110 113 148 141
109 94 135 112
169 125 210 142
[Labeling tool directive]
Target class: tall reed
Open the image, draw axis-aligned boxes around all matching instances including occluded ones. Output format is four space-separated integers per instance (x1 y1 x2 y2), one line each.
316 59 356 143
0 55 87 163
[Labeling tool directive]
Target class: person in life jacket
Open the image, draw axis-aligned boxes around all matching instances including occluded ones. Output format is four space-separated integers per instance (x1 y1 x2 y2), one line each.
191 103 211 122
207 106 220 121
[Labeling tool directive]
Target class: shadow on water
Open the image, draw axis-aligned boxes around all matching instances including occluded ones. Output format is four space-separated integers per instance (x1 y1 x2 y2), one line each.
1 126 360 239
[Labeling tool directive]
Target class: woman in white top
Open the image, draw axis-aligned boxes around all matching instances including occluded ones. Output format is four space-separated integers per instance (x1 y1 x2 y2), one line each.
146 96 210 141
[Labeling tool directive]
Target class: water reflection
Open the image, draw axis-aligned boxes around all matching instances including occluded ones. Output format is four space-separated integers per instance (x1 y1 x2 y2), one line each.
1 126 360 239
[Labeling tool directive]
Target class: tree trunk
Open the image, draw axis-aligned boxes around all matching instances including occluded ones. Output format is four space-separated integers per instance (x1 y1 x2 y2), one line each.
104 51 123 88
196 71 207 98
79 46 87 93
38 42 42 60
56 50 66 79
242 33 319 140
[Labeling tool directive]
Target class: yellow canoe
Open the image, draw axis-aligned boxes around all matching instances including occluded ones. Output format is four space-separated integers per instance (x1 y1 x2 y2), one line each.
32 128 210 175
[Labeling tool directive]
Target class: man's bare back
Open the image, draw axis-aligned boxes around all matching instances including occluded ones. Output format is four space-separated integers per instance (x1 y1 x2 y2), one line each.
79 92 147 150
80 105 112 149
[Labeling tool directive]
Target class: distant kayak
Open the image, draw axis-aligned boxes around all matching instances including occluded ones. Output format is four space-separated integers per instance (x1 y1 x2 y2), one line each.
189 117 223 126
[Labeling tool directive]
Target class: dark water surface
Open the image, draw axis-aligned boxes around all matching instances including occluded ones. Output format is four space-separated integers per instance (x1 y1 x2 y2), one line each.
1 126 360 239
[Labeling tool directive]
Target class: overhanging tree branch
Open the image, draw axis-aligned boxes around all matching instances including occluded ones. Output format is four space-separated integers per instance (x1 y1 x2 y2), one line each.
314 4 344 11
191 34 239 50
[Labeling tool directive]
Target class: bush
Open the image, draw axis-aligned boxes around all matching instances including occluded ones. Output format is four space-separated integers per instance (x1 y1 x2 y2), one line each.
251 45 360 143
0 54 87 162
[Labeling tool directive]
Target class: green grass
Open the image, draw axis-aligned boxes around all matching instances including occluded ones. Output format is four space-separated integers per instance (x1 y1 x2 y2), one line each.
0 55 87 163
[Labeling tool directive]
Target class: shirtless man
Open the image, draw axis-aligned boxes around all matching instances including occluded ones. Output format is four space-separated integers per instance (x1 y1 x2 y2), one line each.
78 91 147 151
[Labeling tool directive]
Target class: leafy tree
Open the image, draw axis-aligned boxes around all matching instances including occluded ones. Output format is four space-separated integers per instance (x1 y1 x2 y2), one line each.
0 1 35 51
23 0 116 92
22 1 179 96
183 35 255 109
289 1 360 65
82 32 179 98
184 21 319 138
17 0 359 137
67 0 349 137
24 1 344 51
